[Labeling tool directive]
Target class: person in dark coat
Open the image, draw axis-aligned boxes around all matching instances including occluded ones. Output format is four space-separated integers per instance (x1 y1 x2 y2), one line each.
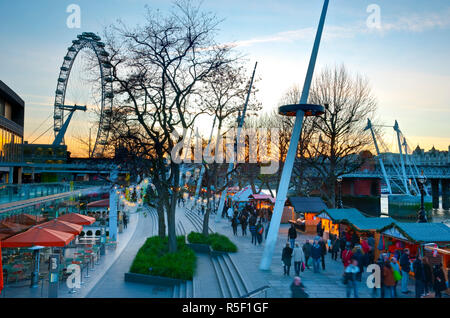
290 276 309 298
255 219 264 245
399 248 411 294
413 255 426 298
433 263 447 298
231 214 239 236
311 240 322 273
372 254 386 298
240 214 248 236
339 235 347 259
288 224 297 249
352 246 364 282
282 243 293 276
331 235 340 261
422 256 433 296
319 238 327 271
302 240 312 269
316 220 323 237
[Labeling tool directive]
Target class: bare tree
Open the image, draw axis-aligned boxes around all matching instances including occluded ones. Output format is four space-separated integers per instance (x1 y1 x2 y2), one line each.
104 0 237 252
305 64 378 207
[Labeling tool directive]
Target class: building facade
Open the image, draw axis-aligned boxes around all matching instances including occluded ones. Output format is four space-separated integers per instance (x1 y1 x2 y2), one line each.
0 80 24 182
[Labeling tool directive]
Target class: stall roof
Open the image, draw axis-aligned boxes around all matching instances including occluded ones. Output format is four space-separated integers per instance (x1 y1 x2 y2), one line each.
287 197 327 213
343 217 396 232
317 208 366 222
249 194 275 204
232 185 259 202
379 222 450 244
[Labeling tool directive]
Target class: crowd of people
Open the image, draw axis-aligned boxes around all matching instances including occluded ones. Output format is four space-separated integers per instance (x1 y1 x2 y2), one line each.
284 222 448 298
227 202 268 246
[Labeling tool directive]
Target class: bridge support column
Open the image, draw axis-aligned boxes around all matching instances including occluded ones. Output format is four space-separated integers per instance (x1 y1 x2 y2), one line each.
8 167 14 184
431 179 440 209
442 179 449 210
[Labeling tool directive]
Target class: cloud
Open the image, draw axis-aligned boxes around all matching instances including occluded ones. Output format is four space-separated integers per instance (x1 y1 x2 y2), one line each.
215 8 450 49
378 9 450 33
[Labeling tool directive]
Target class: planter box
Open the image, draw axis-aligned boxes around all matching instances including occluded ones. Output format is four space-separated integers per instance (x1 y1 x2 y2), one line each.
187 243 212 254
124 272 187 286
210 250 227 258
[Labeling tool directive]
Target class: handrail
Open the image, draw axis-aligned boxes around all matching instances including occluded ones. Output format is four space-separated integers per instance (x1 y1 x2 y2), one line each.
240 285 271 298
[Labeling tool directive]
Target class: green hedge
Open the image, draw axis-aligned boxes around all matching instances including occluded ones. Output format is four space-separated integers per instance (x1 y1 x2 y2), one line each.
187 232 237 253
130 236 196 280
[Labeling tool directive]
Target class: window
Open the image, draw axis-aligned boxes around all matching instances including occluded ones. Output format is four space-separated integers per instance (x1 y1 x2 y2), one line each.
0 98 5 117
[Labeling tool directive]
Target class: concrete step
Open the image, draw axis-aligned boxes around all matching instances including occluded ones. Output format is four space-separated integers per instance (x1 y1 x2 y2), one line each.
221 254 246 297
210 256 228 297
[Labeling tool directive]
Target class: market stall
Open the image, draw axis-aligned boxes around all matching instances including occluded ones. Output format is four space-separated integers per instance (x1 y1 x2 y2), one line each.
286 197 328 231
249 194 275 220
378 222 450 291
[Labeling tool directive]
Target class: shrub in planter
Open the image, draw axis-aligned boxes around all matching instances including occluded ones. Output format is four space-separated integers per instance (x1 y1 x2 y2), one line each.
86 230 93 236
79 231 85 237
187 232 237 253
130 236 196 280
95 230 101 236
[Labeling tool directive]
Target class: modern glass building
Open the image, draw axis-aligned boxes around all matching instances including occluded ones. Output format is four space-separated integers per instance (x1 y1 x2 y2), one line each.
0 80 24 182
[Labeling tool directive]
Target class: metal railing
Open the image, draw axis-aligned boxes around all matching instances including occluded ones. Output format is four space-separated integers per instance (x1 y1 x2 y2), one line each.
240 285 271 298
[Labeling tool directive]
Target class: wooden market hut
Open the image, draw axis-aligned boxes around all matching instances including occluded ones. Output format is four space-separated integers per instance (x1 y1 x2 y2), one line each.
317 208 397 257
249 194 275 219
378 222 450 294
287 197 328 232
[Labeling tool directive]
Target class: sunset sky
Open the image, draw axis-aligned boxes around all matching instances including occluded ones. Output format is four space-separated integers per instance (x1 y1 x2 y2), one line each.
0 0 449 154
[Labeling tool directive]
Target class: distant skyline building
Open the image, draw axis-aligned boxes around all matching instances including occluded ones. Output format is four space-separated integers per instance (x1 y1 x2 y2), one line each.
0 80 24 182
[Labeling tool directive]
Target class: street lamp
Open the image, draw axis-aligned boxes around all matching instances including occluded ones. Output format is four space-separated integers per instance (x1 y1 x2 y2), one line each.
417 174 428 223
337 176 343 209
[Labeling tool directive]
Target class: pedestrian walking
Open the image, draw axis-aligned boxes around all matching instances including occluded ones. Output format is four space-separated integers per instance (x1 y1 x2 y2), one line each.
433 263 447 298
288 224 297 249
240 214 248 236
302 240 312 269
311 240 322 273
231 214 239 236
341 242 353 268
290 276 309 298
422 256 433 296
292 243 305 276
390 257 401 297
249 214 258 245
331 235 340 261
344 259 359 298
400 248 411 294
227 206 234 219
373 254 387 298
383 262 396 298
413 254 426 298
316 220 323 237
351 246 364 281
282 243 293 276
123 213 128 229
256 219 264 245
319 238 326 271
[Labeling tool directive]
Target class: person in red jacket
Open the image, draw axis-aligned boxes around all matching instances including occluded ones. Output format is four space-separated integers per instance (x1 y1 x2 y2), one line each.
342 242 354 268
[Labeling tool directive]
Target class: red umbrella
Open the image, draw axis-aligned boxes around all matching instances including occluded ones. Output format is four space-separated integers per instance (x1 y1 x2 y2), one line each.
57 213 96 225
0 220 30 233
18 214 47 226
87 199 109 208
37 219 83 235
2 227 75 248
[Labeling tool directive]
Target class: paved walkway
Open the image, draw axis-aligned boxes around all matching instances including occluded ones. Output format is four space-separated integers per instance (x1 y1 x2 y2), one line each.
87 206 172 298
193 207 422 298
